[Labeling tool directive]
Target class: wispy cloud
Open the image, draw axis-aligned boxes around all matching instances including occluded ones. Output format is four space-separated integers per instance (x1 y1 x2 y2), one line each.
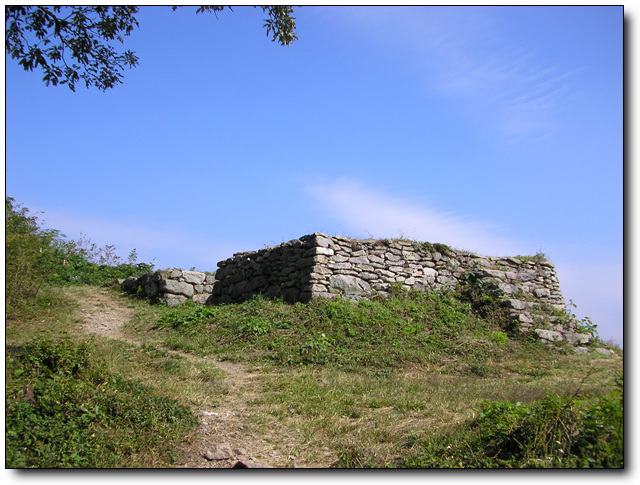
305 177 623 345
331 6 576 141
38 210 239 272
306 177 524 256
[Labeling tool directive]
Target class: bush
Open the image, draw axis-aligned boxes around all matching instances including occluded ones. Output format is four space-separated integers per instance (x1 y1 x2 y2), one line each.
5 339 197 468
398 372 623 468
5 197 154 305
5 197 61 311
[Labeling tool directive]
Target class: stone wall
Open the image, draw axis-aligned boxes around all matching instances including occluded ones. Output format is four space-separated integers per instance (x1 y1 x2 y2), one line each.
122 269 216 307
123 233 592 347
209 233 591 347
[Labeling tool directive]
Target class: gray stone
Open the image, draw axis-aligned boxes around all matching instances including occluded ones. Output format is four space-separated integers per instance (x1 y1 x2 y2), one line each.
160 279 194 297
192 294 210 305
315 234 336 249
328 262 352 270
517 312 534 324
359 272 379 281
437 275 456 285
534 329 564 342
496 283 518 294
481 269 507 279
502 299 527 310
401 250 420 261
513 272 537 282
595 347 614 355
315 246 335 257
329 274 371 296
165 294 188 307
205 274 217 284
182 270 206 285
422 268 438 280
534 288 551 298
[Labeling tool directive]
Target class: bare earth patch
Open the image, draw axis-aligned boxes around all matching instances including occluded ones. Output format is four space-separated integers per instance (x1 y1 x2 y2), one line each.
66 286 326 468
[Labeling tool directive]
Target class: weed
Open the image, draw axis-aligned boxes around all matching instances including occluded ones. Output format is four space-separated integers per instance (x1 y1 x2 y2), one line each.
396 371 623 468
5 339 197 468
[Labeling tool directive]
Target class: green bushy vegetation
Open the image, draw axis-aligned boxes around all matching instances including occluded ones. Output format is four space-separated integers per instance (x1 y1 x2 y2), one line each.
5 197 153 319
6 338 197 468
5 198 194 468
397 372 623 468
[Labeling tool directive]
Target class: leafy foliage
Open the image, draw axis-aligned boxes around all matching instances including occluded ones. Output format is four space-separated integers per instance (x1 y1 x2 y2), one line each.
5 197 154 319
397 372 623 468
5 6 140 91
5 197 61 311
5 339 197 468
6 5 298 91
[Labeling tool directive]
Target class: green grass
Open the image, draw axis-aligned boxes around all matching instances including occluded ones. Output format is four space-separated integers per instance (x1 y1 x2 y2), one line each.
5 338 198 468
153 289 512 372
143 286 623 468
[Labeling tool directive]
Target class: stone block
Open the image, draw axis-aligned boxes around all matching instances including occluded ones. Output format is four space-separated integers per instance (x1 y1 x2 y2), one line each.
329 274 371 296
502 299 527 310
193 294 210 305
165 294 188 307
315 246 335 257
534 329 564 342
182 270 206 285
160 279 194 297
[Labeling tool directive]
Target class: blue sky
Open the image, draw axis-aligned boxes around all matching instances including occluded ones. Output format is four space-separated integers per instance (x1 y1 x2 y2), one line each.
4 6 623 345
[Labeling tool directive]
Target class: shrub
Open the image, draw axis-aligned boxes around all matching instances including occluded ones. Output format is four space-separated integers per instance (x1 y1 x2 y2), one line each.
397 372 623 468
5 339 197 468
5 197 61 311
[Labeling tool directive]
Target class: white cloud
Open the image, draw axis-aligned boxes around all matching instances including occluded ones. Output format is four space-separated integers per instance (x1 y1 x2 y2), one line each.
306 177 623 345
330 6 576 141
37 210 239 272
306 177 524 256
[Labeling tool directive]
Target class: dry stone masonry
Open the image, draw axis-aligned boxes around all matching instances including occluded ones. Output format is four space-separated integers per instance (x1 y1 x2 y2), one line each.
123 233 593 349
122 269 216 307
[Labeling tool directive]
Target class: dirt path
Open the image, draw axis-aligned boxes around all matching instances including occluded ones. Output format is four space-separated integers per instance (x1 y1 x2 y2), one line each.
68 286 306 468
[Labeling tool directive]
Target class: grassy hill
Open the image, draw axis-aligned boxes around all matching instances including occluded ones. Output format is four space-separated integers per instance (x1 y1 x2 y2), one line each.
5 198 623 468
